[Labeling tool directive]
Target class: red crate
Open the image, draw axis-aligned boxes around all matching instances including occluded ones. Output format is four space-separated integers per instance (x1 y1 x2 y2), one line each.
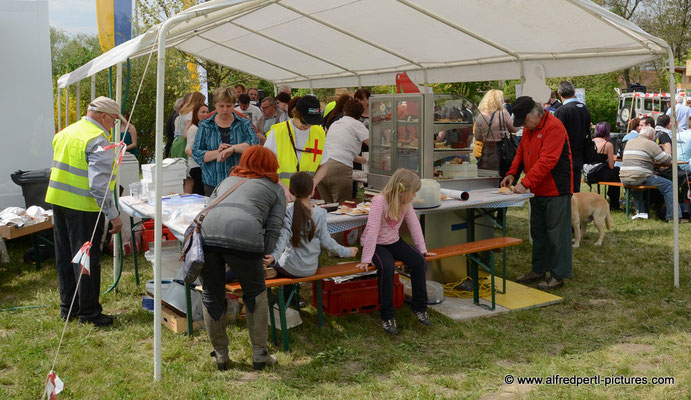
311 273 404 316
141 226 175 252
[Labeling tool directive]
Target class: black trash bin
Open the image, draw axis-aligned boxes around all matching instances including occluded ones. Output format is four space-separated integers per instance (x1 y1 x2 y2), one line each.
10 168 52 209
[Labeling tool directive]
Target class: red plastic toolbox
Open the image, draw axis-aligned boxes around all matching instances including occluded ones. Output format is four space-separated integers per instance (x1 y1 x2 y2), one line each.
312 273 404 316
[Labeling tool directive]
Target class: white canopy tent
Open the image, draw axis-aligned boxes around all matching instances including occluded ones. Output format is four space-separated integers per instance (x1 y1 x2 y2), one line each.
57 0 681 381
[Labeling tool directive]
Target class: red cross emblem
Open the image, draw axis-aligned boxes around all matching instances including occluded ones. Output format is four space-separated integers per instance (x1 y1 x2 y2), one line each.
304 139 323 162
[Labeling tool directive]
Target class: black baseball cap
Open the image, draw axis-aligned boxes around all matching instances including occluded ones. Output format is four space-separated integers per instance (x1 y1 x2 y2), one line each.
295 95 324 126
511 96 536 127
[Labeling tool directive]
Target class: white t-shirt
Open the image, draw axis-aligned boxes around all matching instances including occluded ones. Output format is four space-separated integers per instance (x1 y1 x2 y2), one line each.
185 124 200 168
235 104 262 128
264 120 330 166
324 116 369 167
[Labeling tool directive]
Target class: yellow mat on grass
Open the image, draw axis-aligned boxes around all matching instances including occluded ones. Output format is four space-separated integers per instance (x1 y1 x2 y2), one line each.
479 279 563 310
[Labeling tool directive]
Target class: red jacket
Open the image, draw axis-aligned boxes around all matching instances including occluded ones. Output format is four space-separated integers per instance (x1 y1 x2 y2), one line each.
507 113 573 197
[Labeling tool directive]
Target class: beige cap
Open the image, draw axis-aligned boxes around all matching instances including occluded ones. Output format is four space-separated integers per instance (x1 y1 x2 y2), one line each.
87 96 126 122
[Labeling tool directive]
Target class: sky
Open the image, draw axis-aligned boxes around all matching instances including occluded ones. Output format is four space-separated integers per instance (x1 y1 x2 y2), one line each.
48 0 98 35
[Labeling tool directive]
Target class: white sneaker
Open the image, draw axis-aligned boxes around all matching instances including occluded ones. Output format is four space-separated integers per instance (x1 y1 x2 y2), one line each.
632 212 649 220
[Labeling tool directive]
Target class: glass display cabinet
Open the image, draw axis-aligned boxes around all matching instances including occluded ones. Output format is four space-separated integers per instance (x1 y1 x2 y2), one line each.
368 92 499 191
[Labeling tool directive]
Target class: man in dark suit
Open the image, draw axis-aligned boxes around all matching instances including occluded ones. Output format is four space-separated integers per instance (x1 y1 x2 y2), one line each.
555 81 590 193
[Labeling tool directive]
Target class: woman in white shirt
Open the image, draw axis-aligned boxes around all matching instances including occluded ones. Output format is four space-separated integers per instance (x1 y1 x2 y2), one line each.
318 99 370 203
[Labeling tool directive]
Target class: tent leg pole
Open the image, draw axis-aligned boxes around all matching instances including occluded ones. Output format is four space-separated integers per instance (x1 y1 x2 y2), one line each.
57 85 61 131
667 48 679 288
114 63 123 290
91 75 96 101
64 86 69 126
76 81 80 119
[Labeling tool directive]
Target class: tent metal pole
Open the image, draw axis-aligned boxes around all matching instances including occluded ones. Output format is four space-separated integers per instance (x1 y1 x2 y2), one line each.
152 0 247 382
519 60 526 89
64 87 69 126
91 75 96 101
114 62 123 290
76 81 80 118
57 86 61 131
667 48 679 288
309 80 313 95
274 84 277 96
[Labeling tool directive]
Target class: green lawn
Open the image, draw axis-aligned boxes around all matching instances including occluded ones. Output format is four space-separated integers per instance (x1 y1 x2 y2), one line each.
1 198 689 399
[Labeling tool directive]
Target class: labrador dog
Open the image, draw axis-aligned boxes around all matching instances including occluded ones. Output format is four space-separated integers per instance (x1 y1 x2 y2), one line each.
571 192 611 248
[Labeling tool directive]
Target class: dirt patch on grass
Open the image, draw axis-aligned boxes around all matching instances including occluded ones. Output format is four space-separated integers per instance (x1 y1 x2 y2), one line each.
611 343 654 355
0 329 14 338
588 298 618 306
480 383 535 399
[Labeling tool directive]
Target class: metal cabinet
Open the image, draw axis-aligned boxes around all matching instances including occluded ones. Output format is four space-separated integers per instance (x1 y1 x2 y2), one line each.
368 93 497 191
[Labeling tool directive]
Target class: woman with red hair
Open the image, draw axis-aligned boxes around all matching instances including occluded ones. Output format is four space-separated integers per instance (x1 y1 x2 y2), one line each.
198 145 285 371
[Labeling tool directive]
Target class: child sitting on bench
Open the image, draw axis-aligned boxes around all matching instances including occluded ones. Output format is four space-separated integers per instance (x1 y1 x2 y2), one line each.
356 168 435 335
264 172 358 277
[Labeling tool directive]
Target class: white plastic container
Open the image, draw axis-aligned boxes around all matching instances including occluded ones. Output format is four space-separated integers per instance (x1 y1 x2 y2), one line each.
145 180 184 203
460 163 478 178
400 275 445 304
141 158 187 183
145 279 204 321
412 179 441 209
144 240 181 279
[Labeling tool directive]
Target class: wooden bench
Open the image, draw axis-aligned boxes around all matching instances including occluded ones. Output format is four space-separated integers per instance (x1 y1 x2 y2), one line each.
597 181 657 218
226 236 522 351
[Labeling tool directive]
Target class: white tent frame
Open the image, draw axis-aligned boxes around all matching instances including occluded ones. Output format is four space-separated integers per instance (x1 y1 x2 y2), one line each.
57 0 681 381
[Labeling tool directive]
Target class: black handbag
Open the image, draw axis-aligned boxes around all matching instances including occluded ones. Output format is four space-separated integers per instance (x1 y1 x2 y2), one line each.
179 178 248 283
497 111 518 176
583 129 599 164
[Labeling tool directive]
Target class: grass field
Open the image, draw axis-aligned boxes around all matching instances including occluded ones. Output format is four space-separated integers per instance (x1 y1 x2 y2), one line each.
1 197 690 399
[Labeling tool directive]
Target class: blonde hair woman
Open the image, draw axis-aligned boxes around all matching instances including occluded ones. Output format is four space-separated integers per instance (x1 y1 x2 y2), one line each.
474 89 518 177
356 169 435 335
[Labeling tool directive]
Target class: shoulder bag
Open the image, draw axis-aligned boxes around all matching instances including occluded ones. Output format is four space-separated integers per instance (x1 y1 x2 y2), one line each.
179 178 248 283
583 128 599 164
498 111 519 177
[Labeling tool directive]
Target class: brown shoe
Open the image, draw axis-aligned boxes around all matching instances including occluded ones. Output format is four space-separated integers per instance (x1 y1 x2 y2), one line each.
537 276 564 290
515 271 545 283
264 267 277 280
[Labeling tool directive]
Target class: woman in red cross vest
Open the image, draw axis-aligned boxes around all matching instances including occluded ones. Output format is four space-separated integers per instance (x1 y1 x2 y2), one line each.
264 95 330 201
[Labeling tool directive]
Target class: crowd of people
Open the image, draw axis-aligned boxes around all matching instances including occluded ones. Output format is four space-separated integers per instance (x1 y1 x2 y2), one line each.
46 80 690 372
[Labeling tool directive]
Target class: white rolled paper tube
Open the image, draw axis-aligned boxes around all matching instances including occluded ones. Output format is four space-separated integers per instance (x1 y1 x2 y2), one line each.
440 188 470 201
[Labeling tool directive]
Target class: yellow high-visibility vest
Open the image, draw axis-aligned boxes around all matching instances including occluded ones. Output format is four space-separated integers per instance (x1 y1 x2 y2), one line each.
273 121 325 186
45 119 117 212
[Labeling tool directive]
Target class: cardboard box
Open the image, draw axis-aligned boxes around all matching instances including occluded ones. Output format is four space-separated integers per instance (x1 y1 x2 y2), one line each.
0 217 53 240
161 305 203 334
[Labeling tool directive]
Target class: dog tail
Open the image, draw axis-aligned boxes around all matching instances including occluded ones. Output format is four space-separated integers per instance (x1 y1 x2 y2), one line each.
605 210 611 230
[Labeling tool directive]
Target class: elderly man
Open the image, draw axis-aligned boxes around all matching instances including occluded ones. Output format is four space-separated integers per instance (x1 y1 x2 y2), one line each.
255 97 288 143
555 81 590 192
45 96 123 326
666 95 691 131
620 126 681 222
247 87 260 106
501 96 573 290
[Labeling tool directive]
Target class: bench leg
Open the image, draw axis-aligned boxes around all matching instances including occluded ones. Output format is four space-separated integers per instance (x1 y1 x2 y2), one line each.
266 289 279 346
489 250 496 311
625 188 631 218
470 256 479 305
500 208 507 295
130 216 141 285
316 280 324 328
185 282 193 336
276 286 290 352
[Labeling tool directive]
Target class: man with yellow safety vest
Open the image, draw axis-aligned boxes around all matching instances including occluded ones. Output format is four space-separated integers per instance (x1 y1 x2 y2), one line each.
264 95 330 201
45 96 123 327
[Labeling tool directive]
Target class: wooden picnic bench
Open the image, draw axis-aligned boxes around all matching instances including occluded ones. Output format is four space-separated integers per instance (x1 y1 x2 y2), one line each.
597 181 657 218
226 236 522 351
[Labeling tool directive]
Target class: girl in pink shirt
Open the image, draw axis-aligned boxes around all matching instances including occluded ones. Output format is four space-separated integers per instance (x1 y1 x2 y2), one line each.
357 168 435 335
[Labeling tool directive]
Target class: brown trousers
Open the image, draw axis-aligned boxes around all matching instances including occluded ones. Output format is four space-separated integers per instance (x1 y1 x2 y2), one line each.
317 159 353 203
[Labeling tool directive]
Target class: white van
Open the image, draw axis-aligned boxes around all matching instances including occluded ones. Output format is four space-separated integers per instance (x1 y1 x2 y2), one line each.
615 90 670 134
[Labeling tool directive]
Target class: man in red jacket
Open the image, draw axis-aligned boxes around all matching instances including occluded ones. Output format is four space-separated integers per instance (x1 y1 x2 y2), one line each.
501 96 573 290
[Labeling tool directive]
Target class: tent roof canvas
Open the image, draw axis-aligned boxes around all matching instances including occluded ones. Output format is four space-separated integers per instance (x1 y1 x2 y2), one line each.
58 0 669 89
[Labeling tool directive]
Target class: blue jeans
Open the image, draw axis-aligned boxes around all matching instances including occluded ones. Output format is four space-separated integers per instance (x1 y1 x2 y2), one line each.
634 175 680 221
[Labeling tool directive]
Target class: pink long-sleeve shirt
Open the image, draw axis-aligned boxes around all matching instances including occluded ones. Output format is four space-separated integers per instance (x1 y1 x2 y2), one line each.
360 194 428 264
